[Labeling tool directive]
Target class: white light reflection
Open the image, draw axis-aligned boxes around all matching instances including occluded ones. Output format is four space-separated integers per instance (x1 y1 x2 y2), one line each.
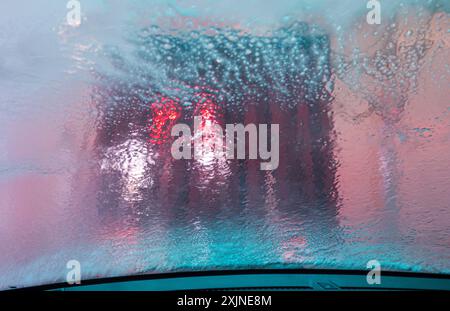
100 138 154 202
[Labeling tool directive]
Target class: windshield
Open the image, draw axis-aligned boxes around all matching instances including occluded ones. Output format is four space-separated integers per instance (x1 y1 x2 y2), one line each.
0 0 449 290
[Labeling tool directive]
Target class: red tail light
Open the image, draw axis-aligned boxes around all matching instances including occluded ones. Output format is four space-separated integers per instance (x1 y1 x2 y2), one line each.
148 97 182 144
193 92 223 125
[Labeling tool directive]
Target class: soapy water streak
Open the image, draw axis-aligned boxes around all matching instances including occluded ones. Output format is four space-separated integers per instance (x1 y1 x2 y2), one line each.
332 8 449 124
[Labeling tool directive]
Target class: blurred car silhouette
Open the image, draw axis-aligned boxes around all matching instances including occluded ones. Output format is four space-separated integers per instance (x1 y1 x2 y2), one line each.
80 26 345 276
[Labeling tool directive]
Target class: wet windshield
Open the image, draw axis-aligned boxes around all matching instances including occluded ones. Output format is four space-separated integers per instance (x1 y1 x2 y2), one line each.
0 0 449 289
